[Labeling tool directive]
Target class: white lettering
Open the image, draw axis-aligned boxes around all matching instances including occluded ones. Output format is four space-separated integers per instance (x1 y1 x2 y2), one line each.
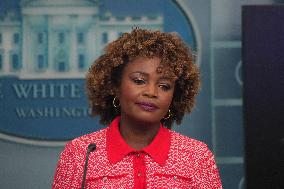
33 84 46 98
12 83 82 99
13 84 33 98
15 107 90 118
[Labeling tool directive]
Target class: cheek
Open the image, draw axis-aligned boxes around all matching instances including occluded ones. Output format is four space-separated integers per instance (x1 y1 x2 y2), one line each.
161 92 174 108
118 82 138 103
120 91 133 103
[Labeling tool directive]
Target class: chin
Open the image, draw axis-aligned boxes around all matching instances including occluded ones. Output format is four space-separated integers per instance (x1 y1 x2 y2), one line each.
132 113 162 124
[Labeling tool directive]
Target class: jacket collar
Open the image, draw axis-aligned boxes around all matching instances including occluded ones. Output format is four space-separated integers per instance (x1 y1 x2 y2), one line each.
106 116 171 166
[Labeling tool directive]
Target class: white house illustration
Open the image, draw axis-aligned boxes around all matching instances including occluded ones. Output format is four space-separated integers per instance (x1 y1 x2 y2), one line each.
0 0 163 79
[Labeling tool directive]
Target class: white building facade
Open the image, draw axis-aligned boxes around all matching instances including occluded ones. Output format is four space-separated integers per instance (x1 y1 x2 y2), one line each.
0 0 163 79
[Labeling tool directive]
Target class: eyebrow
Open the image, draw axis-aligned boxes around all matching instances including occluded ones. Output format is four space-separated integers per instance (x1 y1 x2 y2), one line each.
130 71 148 76
129 71 174 81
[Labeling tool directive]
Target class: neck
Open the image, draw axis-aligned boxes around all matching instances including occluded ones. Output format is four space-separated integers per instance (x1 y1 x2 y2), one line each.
119 116 160 150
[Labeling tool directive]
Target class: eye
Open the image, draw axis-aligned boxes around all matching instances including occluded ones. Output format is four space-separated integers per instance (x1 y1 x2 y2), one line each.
133 78 146 85
159 83 171 91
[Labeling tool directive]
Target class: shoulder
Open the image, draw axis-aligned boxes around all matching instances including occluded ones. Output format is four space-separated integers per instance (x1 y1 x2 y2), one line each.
169 130 213 159
170 130 209 150
64 127 108 153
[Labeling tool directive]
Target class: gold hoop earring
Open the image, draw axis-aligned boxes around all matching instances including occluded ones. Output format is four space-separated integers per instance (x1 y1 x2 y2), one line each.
112 97 120 108
163 109 171 120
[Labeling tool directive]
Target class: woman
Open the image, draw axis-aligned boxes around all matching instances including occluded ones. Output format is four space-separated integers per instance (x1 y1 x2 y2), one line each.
52 29 222 188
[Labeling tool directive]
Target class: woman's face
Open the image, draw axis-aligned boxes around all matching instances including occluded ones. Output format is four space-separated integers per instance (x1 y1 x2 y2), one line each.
117 56 175 124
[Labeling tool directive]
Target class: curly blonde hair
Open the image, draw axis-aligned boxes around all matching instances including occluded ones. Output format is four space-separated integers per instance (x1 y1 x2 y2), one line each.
86 28 200 129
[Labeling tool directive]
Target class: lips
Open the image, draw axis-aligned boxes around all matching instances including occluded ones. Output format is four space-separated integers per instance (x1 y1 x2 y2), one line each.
136 102 158 112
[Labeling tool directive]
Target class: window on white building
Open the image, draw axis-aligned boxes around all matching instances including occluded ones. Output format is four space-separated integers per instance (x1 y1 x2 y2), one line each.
37 54 46 70
58 32 65 44
58 61 67 72
102 32 108 44
0 54 2 70
13 33 20 45
38 33 43 44
78 54 85 70
77 32 84 45
11 54 20 71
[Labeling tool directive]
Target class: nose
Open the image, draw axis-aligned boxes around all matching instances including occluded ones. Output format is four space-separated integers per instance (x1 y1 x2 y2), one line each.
143 83 158 98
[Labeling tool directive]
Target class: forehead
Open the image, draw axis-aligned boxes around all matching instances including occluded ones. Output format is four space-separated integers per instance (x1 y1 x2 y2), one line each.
124 56 176 79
